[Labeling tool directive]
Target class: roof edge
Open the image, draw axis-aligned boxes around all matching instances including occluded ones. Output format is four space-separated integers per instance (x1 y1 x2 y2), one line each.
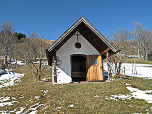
47 17 85 52
47 16 118 53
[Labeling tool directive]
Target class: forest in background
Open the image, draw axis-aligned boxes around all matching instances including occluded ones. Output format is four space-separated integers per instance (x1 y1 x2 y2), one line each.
0 20 54 81
106 22 152 61
0 20 152 68
0 20 53 65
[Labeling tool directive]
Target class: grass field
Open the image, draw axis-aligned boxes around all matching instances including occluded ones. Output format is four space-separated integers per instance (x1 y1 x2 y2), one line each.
104 56 152 64
0 65 152 113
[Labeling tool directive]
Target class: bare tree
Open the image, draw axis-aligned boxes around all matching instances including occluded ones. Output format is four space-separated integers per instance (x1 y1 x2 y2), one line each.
146 30 152 60
134 22 152 61
111 28 132 58
20 38 31 65
134 22 144 59
21 32 50 81
107 22 152 63
28 31 39 59
106 28 133 79
0 20 17 68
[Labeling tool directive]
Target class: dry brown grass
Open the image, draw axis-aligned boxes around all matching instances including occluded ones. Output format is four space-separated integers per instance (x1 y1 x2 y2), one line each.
104 56 152 64
0 65 152 113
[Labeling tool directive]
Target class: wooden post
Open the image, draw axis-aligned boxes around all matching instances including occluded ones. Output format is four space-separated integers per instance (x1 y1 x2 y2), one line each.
102 56 104 78
106 51 111 81
134 60 136 74
124 65 125 75
54 51 57 83
131 60 133 74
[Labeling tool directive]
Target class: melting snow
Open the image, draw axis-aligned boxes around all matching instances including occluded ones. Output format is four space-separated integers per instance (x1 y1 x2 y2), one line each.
109 94 132 101
24 102 44 114
0 72 24 88
11 60 25 66
128 104 133 107
36 58 47 60
104 63 152 79
94 95 99 97
0 100 18 107
44 90 48 96
0 96 18 107
33 61 48 65
0 96 10 102
42 78 49 82
0 69 5 74
35 96 40 99
16 107 26 114
106 83 152 103
19 95 24 99
68 104 74 107
126 85 152 103
56 106 62 109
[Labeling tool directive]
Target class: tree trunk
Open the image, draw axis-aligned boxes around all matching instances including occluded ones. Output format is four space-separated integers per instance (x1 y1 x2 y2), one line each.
138 42 141 59
10 49 12 63
106 51 111 81
16 59 18 69
38 59 42 81
9 55 12 63
4 54 7 68
146 50 148 61
25 59 28 65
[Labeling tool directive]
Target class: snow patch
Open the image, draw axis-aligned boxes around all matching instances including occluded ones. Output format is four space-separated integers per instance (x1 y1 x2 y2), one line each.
0 96 10 102
104 63 152 79
16 106 26 114
0 72 24 88
106 83 152 103
44 90 48 96
0 100 18 107
126 86 152 103
35 96 40 99
68 104 74 107
42 78 49 82
0 96 18 107
94 95 99 97
33 61 48 65
36 58 47 60
11 60 25 66
0 69 5 75
109 94 132 101
24 102 44 114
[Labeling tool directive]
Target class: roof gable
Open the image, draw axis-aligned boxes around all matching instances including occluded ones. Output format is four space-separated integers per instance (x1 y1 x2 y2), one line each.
47 17 118 55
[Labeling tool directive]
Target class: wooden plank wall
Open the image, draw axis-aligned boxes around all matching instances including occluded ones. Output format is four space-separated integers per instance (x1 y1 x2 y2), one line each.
87 55 103 81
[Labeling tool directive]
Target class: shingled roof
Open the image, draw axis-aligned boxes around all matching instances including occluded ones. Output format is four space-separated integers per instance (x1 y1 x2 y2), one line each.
47 17 118 56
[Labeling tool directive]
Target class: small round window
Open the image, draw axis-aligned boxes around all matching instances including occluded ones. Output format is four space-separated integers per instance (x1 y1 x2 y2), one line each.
75 42 81 49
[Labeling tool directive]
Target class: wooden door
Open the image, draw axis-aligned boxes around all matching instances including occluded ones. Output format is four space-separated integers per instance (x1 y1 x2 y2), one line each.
87 55 103 81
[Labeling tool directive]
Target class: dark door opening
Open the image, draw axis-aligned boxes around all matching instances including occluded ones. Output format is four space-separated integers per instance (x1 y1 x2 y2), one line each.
71 55 87 82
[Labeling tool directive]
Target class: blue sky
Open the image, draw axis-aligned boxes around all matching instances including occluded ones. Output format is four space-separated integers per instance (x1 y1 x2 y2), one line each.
0 0 152 40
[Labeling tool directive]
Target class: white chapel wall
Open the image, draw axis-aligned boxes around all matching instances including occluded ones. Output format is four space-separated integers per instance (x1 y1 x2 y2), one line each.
54 32 100 84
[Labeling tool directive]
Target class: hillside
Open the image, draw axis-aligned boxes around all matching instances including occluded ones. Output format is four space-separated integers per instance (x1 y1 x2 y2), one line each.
0 38 54 62
27 37 54 45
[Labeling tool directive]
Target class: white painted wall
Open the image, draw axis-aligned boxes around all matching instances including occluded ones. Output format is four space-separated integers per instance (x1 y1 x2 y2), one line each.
53 32 100 84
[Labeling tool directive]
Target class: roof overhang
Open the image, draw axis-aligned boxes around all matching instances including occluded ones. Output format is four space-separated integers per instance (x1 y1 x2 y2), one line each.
47 17 118 57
